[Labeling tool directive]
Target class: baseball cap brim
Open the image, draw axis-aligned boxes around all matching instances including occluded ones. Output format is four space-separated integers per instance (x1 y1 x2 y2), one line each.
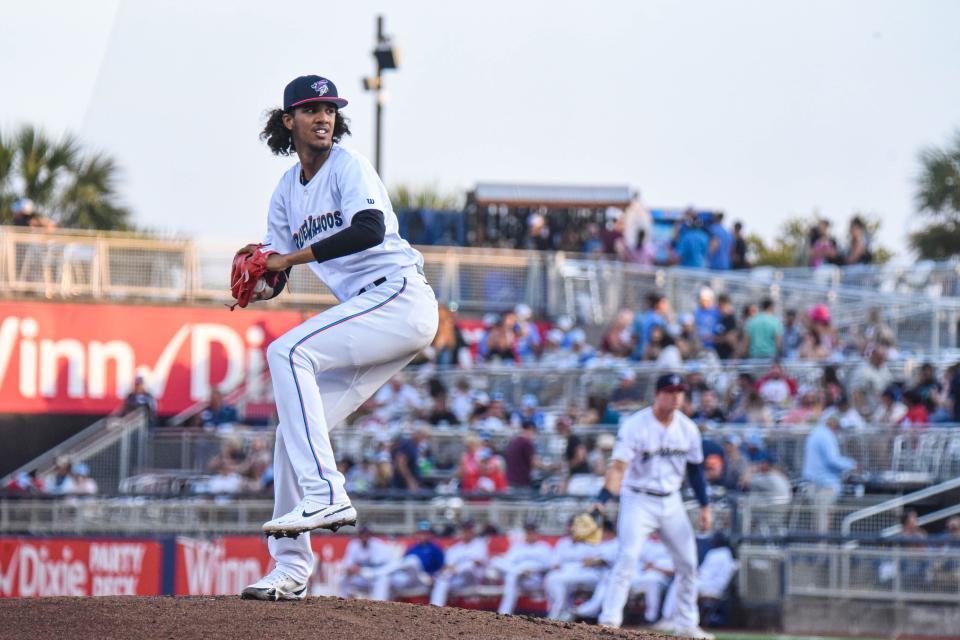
288 96 349 109
658 383 689 392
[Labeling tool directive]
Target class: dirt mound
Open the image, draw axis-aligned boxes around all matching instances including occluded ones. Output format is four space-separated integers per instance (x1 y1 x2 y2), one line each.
0 596 663 640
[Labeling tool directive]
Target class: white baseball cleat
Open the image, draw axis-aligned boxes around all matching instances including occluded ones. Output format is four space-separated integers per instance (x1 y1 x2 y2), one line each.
651 619 676 634
671 626 715 640
262 498 357 538
240 567 307 601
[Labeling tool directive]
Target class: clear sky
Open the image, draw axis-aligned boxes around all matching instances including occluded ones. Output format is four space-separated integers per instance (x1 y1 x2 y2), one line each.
2 0 958 257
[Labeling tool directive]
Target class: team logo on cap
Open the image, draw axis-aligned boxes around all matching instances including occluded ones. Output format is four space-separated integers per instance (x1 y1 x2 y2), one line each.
311 79 330 96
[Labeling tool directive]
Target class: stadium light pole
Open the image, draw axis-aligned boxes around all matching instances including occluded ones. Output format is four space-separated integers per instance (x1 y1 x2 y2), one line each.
362 15 400 178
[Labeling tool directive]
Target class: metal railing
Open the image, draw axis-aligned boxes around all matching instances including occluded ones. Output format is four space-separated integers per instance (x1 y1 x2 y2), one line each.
5 226 960 354
739 542 960 605
0 496 729 536
783 543 960 603
840 476 960 536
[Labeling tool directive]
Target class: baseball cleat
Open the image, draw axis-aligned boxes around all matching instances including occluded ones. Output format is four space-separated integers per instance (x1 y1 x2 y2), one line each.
262 498 357 538
671 626 715 640
651 619 676 634
240 568 307 601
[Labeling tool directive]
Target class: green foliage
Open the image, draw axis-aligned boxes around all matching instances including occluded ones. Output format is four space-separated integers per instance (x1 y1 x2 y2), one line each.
749 216 808 267
390 184 463 211
0 125 131 230
911 130 960 259
909 222 960 260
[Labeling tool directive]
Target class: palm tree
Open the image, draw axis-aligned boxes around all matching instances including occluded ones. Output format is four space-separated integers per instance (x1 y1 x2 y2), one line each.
910 131 960 260
0 125 131 230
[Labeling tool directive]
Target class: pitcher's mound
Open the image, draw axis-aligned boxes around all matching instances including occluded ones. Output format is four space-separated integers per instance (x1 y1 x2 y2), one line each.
0 595 665 640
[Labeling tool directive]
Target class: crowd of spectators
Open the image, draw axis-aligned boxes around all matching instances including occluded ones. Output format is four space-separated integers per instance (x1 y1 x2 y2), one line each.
473 197 874 274
4 456 98 496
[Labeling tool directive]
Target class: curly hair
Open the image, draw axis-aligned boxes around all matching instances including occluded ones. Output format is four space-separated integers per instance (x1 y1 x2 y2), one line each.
260 107 352 156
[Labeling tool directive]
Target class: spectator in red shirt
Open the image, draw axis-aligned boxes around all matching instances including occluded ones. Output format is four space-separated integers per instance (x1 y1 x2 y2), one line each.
461 446 508 493
899 390 930 429
756 362 798 406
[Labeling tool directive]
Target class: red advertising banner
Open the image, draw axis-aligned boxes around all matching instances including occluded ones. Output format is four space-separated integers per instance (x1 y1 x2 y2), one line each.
0 538 163 597
173 534 556 597
0 301 303 415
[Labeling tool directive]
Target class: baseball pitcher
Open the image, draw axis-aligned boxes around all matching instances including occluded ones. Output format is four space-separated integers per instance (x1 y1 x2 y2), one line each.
238 75 439 601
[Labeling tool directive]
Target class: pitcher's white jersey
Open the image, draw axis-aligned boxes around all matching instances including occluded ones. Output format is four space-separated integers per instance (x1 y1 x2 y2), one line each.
611 407 704 494
263 144 423 301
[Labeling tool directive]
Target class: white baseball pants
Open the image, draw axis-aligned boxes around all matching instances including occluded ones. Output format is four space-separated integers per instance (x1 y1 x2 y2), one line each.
599 492 699 628
544 565 606 619
430 561 483 606
266 274 438 582
370 555 428 601
576 568 669 622
495 561 548 615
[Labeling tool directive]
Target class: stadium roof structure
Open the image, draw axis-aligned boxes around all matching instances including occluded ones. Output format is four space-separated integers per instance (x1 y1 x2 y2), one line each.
470 183 633 208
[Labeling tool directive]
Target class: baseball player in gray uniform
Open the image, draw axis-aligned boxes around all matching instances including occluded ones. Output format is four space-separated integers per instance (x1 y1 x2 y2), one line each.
596 373 713 639
240 75 439 601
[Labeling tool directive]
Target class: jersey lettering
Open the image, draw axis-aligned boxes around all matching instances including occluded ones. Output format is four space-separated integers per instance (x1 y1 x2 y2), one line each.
640 448 689 462
293 211 344 248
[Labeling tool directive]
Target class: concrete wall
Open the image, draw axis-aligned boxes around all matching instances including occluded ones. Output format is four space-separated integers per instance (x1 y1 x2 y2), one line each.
784 597 960 639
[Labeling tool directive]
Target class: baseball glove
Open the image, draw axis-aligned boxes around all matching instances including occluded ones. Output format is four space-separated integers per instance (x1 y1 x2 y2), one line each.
570 509 604 544
228 245 283 310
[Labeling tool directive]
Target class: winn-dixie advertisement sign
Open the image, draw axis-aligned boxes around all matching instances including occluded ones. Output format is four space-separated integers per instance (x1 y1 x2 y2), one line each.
2 535 534 598
176 535 389 596
0 302 302 415
174 535 519 596
0 538 162 597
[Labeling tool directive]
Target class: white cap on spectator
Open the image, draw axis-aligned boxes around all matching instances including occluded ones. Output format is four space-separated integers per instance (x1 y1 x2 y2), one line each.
474 391 490 405
569 328 586 345
522 394 538 408
556 315 574 332
482 313 499 327
699 287 715 304
546 328 564 344
514 303 532 320
619 369 636 382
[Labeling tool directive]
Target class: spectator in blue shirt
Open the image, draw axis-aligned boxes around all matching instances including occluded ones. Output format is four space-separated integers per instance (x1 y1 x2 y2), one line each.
631 293 671 359
675 220 710 268
198 388 239 428
802 415 856 532
707 212 733 270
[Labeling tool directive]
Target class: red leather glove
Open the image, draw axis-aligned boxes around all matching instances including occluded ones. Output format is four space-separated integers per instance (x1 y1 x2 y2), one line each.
228 246 283 310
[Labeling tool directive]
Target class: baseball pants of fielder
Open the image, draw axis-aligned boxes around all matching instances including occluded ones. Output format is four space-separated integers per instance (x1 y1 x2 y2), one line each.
267 273 438 582
577 569 670 622
599 492 699 628
661 573 727 621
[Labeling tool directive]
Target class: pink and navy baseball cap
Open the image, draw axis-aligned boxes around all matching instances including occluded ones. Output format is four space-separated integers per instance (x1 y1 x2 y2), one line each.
283 75 348 111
